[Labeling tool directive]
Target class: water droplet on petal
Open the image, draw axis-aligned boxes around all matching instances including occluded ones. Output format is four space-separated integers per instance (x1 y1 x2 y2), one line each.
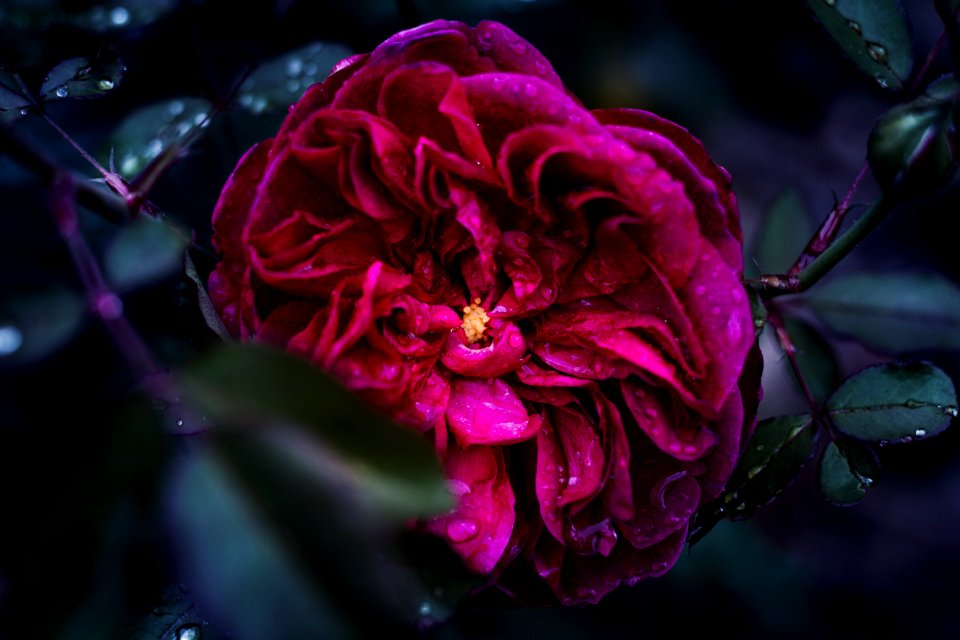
446 518 480 542
508 332 523 348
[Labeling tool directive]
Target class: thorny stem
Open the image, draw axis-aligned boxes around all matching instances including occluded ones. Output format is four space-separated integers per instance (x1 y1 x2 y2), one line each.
788 163 869 276
0 125 129 223
766 306 819 417
752 193 897 297
49 173 161 380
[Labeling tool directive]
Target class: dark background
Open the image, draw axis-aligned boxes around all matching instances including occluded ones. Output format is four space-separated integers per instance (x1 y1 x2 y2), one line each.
2 1 959 638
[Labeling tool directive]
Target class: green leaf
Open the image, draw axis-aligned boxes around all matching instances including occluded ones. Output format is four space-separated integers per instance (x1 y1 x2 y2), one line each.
237 41 353 115
0 287 86 364
826 362 957 443
40 53 124 101
808 271 960 352
166 448 349 640
181 344 452 519
754 190 813 274
690 415 818 542
0 71 31 111
125 585 217 640
818 440 880 505
104 98 212 179
805 0 914 90
784 316 840 404
184 252 230 341
104 217 189 292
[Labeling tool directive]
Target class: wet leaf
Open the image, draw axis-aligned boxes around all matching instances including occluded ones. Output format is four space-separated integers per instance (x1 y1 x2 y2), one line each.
104 217 189 292
0 286 86 364
691 415 818 542
818 440 880 505
181 344 452 519
826 362 957 443
0 71 31 111
804 0 914 90
40 53 124 101
104 98 212 179
165 448 349 640
754 190 813 274
808 272 960 352
238 41 353 115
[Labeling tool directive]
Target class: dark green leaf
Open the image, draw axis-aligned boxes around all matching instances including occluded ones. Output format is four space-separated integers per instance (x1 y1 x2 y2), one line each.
104 217 188 291
826 362 958 443
40 53 123 101
126 585 216 640
784 317 840 404
0 287 85 364
181 344 452 519
805 0 914 90
184 253 230 341
0 71 31 111
166 448 349 640
104 98 212 179
238 41 353 115
808 272 960 352
818 440 880 505
754 190 813 274
690 415 818 542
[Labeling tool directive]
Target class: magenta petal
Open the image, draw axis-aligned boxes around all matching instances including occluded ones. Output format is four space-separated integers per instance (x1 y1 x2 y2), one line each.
621 378 717 461
426 443 515 574
441 321 526 377
446 377 536 445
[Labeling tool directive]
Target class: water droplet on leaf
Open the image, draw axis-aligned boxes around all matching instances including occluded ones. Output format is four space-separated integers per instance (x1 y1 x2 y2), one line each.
110 6 130 26
55 86 68 98
98 78 114 91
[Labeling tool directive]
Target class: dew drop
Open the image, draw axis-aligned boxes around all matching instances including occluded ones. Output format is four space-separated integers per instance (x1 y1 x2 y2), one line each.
508 332 523 348
286 57 304 76
146 138 163 158
866 42 888 64
174 627 199 640
194 112 209 126
0 325 23 356
446 518 480 542
847 20 862 36
98 78 114 91
823 0 836 5
945 406 959 417
120 155 138 175
110 6 130 26
168 100 185 116
18 109 28 117
55 86 68 98
915 428 927 438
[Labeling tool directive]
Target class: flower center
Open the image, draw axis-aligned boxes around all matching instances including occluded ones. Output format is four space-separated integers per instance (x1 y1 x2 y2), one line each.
460 298 490 345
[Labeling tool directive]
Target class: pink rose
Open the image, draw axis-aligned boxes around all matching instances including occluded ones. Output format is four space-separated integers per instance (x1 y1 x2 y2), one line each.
209 19 759 603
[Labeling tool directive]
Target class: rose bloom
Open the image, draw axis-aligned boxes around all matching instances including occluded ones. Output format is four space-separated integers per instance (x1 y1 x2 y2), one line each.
209 20 760 604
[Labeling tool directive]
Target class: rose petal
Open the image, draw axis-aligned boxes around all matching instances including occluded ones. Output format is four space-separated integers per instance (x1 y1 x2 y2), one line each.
441 320 527 377
447 377 536 445
426 443 515 574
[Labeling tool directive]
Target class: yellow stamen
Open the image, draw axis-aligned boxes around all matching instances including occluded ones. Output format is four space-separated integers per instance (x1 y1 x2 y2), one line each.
460 297 490 345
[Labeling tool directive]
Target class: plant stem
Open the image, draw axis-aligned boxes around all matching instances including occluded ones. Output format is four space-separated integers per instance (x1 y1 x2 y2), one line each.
755 192 897 297
766 306 819 416
49 173 160 379
788 163 868 275
0 125 130 223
